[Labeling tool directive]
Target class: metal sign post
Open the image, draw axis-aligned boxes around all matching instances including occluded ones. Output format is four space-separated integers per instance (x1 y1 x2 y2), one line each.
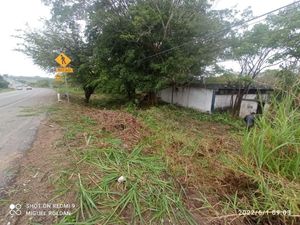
64 74 69 103
55 52 73 103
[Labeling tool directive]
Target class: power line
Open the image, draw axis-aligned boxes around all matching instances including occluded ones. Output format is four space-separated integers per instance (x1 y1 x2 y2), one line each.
139 0 300 63
232 3 300 32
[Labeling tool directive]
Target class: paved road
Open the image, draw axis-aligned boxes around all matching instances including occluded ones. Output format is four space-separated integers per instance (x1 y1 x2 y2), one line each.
0 88 55 187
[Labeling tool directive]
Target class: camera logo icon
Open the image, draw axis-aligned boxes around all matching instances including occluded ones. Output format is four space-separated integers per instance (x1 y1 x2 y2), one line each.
9 204 22 216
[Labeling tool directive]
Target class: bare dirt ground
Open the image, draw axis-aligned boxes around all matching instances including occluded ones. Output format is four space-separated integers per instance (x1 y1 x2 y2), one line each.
0 119 75 225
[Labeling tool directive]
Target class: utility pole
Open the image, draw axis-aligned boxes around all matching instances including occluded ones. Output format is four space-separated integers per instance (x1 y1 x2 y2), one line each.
64 74 70 103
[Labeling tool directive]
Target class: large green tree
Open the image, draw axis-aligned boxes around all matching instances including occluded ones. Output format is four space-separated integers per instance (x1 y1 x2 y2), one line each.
17 0 231 103
267 3 300 71
268 3 300 61
88 0 228 102
227 23 283 116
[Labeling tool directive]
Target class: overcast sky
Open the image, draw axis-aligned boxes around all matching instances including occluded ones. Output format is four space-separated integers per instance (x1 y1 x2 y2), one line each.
0 0 296 77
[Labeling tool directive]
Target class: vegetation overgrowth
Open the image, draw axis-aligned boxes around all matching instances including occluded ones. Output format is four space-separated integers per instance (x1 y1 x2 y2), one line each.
43 90 299 225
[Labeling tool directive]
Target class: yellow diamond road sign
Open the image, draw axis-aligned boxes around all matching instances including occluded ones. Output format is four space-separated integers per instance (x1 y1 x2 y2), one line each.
56 67 74 73
55 53 71 67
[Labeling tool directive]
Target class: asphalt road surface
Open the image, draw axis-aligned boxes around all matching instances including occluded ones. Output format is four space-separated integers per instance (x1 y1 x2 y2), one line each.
0 88 55 187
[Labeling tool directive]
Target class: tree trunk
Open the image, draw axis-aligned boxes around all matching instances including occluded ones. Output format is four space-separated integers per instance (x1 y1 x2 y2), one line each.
83 86 95 103
140 91 157 106
148 91 157 105
124 82 135 100
171 84 174 104
232 92 243 117
126 89 135 100
232 83 251 117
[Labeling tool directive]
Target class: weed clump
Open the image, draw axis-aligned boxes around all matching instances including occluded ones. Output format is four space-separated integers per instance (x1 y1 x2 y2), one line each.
227 93 300 223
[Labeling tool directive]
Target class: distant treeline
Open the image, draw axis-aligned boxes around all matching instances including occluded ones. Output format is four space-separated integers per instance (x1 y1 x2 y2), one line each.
0 75 9 89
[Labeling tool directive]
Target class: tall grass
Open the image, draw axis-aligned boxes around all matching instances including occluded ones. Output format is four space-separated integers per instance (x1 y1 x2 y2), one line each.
243 94 300 180
228 93 300 217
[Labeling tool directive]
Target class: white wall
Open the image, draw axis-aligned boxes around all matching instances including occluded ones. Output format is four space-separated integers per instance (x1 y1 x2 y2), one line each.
239 100 258 118
159 87 213 113
214 95 235 109
159 87 173 103
159 88 269 117
244 94 260 100
239 94 268 118
214 94 267 110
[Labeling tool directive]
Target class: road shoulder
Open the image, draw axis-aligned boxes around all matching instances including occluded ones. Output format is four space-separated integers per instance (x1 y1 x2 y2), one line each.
0 118 74 225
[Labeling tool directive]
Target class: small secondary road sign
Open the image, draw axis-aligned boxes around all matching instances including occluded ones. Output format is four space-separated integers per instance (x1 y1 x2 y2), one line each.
55 74 62 81
56 67 74 73
55 53 71 67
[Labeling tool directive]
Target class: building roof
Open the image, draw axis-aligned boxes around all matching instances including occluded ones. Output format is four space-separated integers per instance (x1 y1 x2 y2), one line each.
188 82 273 91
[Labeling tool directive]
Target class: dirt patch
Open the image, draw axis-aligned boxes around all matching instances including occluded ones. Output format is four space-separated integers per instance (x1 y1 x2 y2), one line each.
85 108 149 149
0 120 75 225
219 171 258 196
0 153 23 189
